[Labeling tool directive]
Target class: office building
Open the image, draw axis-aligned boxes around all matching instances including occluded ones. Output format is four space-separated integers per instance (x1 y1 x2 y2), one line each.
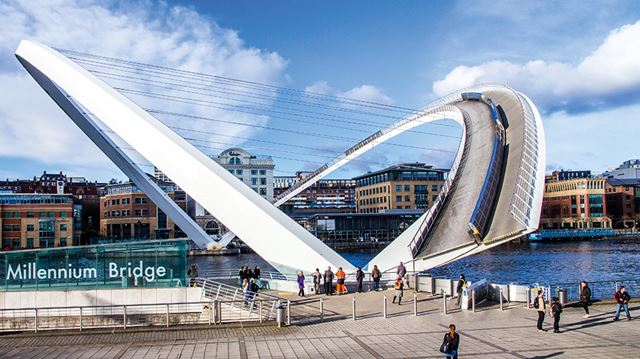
353 164 447 213
540 178 611 229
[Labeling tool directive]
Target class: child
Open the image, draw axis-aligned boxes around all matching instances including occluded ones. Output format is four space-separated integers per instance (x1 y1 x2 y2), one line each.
392 278 404 305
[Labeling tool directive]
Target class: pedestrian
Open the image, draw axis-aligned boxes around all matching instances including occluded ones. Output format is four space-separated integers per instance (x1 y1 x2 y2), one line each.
311 268 321 294
580 281 591 318
397 261 406 280
551 296 562 333
355 267 364 293
455 274 466 307
336 267 346 295
242 279 251 305
244 266 253 280
249 278 260 308
534 288 547 332
392 277 404 305
254 265 262 288
297 271 305 297
238 266 246 286
613 286 632 321
439 324 460 358
324 266 334 295
371 265 381 291
187 264 198 287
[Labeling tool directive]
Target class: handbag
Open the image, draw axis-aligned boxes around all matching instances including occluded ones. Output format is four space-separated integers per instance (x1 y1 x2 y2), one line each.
439 340 449 353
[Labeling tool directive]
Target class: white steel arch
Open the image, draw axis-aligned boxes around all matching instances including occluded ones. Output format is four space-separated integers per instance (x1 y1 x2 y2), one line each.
16 40 545 275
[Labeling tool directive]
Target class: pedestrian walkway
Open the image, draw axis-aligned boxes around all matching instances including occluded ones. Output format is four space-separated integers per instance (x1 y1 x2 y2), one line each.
0 289 636 358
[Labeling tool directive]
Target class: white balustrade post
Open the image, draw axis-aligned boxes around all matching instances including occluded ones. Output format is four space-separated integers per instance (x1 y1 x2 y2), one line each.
383 295 388 318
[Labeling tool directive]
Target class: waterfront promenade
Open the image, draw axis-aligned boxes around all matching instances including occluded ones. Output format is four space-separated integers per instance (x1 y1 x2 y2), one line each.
0 289 636 358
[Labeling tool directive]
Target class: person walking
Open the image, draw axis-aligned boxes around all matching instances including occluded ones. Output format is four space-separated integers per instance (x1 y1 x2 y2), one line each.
355 267 364 293
242 279 251 305
336 267 346 295
397 261 406 280
238 266 246 286
613 286 632 321
534 289 547 332
580 281 592 318
455 274 466 307
311 268 321 294
371 265 381 291
440 324 460 358
253 265 262 288
297 271 305 297
392 277 404 305
551 296 562 333
324 266 334 295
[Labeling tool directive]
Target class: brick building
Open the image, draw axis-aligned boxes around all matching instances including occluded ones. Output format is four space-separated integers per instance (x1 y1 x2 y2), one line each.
99 181 187 240
0 194 78 250
540 178 611 229
605 179 640 229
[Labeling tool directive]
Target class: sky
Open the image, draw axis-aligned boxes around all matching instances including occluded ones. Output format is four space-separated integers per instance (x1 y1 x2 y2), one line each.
0 0 639 181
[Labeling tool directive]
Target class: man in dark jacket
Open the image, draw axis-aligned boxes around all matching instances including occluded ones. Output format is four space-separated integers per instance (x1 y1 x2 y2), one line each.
441 324 460 358
580 281 591 318
613 286 632 321
355 267 364 293
535 289 547 332
551 296 562 333
323 266 334 295
455 274 466 306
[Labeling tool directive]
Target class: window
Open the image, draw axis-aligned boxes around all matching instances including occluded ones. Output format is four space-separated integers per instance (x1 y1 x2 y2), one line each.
60 211 67 217
60 237 67 246
11 224 20 231
260 178 267 186
122 198 130 205
134 197 147 204
2 224 10 231
104 200 108 207
259 188 267 195
404 195 410 201
396 195 402 202
252 178 258 185
12 211 20 218
39 211 46 217
47 211 55 217
259 169 266 175
27 211 34 218
111 199 116 205
27 224 34 231
404 185 410 192
396 185 402 192
2 212 10 218
236 169 243 175
228 157 242 165
432 185 438 191
26 238 34 248
60 224 67 231
251 169 258 175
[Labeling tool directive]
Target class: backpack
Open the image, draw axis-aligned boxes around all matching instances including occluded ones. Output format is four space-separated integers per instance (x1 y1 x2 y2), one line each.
533 297 539 309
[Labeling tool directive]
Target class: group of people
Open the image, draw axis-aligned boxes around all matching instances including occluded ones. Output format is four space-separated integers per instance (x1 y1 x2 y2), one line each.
292 261 408 298
238 265 262 306
534 280 632 334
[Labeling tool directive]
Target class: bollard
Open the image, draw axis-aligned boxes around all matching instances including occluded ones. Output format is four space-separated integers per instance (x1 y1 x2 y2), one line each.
259 300 263 323
286 299 291 326
526 288 531 309
209 302 214 325
34 308 38 332
383 295 388 318
320 298 324 320
413 293 418 316
79 307 83 331
123 305 127 329
499 288 504 311
217 300 222 324
472 289 476 313
352 297 357 321
442 290 447 315
166 304 170 327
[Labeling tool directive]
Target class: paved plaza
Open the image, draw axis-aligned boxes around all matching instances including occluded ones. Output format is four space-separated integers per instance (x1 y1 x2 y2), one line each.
0 289 637 358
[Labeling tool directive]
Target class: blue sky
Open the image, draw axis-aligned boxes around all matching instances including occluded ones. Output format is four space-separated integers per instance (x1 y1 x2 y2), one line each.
0 0 639 181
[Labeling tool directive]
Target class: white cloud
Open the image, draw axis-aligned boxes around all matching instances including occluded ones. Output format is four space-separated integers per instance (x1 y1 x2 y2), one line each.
433 20 640 113
304 81 393 105
0 0 288 179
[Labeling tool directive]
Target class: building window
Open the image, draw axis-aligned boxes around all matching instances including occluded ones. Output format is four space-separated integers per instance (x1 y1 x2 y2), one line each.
27 224 34 231
26 238 34 248
432 185 438 191
259 188 267 195
11 224 20 231
404 195 410 201
2 224 10 231
2 212 10 219
47 211 55 217
260 178 267 185
60 211 67 217
251 169 258 175
122 198 130 204
60 224 67 231
259 169 266 175
404 185 410 192
396 185 402 192
236 169 243 175
12 211 20 218
39 211 46 217
135 209 142 216
27 211 34 218
252 178 258 185
396 195 402 202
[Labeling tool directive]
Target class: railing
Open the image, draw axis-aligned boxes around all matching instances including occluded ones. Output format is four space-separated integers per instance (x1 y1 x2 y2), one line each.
0 297 283 333
548 279 640 303
407 108 470 256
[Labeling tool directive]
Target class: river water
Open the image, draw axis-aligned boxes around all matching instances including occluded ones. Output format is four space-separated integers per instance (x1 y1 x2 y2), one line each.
190 238 640 286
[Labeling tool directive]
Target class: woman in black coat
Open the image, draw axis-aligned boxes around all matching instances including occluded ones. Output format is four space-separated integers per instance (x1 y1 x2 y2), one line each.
440 324 460 358
580 281 591 318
